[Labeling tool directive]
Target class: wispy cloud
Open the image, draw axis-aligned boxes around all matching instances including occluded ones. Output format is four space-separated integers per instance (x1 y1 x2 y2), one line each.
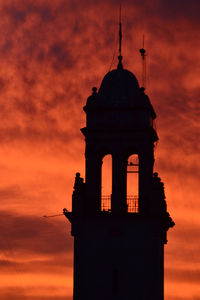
0 0 199 299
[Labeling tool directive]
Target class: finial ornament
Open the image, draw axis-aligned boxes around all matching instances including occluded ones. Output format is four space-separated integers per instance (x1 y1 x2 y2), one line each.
139 35 147 88
117 5 123 69
92 87 97 94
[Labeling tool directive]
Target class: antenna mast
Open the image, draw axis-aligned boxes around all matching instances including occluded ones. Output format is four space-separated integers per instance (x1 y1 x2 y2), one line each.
139 35 147 88
118 5 123 69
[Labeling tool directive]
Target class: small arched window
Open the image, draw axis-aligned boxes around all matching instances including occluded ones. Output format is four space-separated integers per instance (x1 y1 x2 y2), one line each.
101 154 112 212
127 154 139 213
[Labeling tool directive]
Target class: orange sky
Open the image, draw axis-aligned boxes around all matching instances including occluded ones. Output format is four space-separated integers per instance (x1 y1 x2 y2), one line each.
0 0 200 299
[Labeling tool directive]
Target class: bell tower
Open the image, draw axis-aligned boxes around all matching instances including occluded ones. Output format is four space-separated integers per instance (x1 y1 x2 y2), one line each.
64 42 175 300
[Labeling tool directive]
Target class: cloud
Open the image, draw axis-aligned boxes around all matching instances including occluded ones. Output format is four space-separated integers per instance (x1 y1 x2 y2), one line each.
0 287 72 300
0 211 73 255
168 297 200 300
0 185 23 200
0 0 199 299
0 0 198 152
0 256 73 274
166 267 200 283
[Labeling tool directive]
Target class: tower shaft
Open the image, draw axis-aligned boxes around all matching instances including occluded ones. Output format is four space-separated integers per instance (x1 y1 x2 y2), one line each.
64 52 174 300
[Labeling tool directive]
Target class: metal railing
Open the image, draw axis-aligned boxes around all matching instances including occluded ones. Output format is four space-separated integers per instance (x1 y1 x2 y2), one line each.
101 196 111 212
127 196 139 213
101 195 139 213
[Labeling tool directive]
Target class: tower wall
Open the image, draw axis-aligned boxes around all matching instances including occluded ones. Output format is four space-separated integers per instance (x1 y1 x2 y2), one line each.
64 65 174 300
73 216 164 300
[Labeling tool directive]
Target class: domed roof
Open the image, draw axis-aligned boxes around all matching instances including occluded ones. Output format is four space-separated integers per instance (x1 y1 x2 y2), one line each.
85 64 156 121
98 67 140 105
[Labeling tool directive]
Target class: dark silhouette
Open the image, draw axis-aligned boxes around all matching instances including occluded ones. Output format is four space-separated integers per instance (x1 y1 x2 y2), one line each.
64 19 175 300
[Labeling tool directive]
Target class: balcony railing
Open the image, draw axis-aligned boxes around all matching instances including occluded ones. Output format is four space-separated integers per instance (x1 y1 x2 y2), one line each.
101 196 111 212
101 195 139 213
127 196 139 213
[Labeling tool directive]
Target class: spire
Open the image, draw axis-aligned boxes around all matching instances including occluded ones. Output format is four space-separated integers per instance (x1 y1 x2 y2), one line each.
118 5 123 69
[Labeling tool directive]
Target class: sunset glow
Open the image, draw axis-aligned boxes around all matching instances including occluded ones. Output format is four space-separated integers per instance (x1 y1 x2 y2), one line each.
0 1 200 299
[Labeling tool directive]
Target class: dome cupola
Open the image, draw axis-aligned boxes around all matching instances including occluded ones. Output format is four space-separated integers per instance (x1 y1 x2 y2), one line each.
82 20 157 140
98 67 140 106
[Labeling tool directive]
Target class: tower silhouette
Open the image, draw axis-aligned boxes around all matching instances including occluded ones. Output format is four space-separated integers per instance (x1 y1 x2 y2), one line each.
64 41 175 300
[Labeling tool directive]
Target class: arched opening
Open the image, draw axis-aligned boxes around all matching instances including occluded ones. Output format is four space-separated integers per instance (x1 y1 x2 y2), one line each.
101 154 112 211
127 154 139 213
